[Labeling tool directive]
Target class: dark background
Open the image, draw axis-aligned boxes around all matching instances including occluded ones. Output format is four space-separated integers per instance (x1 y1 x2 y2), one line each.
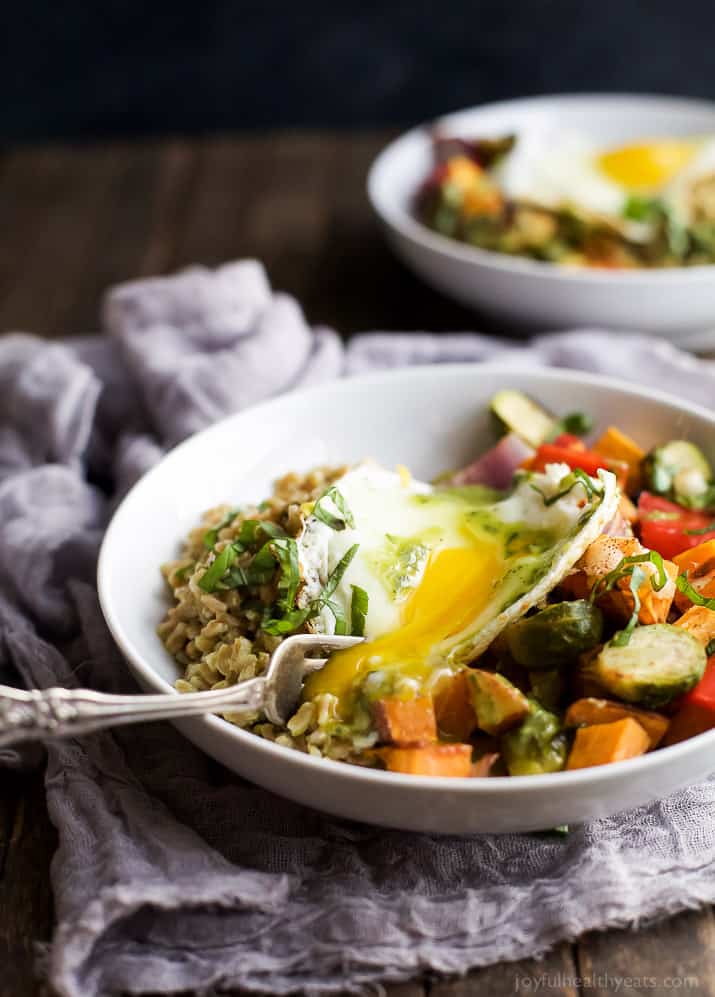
3 0 714 143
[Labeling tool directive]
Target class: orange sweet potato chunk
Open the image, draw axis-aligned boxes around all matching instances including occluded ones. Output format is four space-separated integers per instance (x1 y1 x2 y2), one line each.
433 671 478 741
564 697 669 748
372 696 437 746
566 718 650 770
379 743 472 777
673 605 715 647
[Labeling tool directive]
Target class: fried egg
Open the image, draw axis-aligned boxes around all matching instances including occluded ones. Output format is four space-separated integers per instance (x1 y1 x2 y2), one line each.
298 461 619 716
496 129 704 222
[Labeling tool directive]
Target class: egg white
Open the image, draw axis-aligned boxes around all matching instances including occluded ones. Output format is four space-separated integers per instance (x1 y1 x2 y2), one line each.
296 460 619 663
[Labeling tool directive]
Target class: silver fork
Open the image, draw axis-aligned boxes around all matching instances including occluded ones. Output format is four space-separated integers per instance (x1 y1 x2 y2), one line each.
0 634 364 747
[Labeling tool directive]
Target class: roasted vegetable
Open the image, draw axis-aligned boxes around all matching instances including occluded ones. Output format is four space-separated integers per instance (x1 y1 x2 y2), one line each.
593 425 645 492
662 660 715 746
574 536 677 626
490 389 554 448
372 696 437 746
378 743 472 777
501 702 567 776
506 600 603 669
433 671 478 741
468 670 530 735
566 717 650 770
673 605 715 648
529 669 566 711
586 624 707 708
564 697 669 748
471 752 500 777
673 540 715 612
529 443 628 490
638 492 715 561
642 440 713 509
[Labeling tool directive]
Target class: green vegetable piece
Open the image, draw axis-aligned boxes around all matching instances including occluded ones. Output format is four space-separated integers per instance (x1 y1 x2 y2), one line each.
490 389 555 448
198 544 239 592
506 600 604 670
350 585 369 637
545 411 594 442
676 573 715 611
203 508 241 550
587 624 707 708
642 440 713 509
468 669 530 735
312 485 355 532
623 195 662 223
501 701 567 776
529 668 566 711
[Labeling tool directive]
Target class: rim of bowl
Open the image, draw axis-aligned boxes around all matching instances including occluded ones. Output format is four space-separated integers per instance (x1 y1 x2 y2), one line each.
98 362 715 795
367 92 715 285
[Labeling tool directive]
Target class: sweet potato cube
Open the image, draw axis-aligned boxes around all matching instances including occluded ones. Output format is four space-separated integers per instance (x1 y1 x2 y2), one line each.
566 717 650 770
593 426 645 492
372 696 437 746
673 605 715 648
564 697 669 748
468 669 530 735
433 671 478 741
379 743 472 777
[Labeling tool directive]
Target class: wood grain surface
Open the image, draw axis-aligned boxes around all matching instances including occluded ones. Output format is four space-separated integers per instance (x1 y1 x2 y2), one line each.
0 134 712 997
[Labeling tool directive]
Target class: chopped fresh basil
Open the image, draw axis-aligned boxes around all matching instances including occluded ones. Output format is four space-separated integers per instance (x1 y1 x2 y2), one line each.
312 486 355 532
198 544 239 592
174 562 194 582
350 585 369 637
237 519 286 545
203 508 241 549
532 468 603 507
675 573 715 611
590 551 667 606
610 565 647 647
684 521 715 536
262 543 360 636
623 195 662 223
271 538 301 612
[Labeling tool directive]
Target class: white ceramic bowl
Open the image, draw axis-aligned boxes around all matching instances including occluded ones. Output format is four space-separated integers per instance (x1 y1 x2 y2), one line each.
368 94 715 344
98 365 715 834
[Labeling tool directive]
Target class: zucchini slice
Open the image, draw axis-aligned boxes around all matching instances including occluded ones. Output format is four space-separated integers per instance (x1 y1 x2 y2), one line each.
587 624 706 708
642 440 713 509
491 389 554 448
506 600 604 670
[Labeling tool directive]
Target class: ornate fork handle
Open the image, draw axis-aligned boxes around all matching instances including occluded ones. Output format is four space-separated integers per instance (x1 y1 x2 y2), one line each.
0 680 267 747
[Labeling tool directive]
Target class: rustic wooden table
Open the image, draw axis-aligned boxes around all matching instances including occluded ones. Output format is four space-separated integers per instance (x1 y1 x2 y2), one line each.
0 133 713 997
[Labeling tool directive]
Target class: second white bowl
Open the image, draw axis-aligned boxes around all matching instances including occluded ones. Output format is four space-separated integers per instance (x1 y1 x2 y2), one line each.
368 94 715 343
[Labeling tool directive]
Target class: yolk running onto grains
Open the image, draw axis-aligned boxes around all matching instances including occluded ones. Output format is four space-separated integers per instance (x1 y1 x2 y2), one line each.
302 545 501 716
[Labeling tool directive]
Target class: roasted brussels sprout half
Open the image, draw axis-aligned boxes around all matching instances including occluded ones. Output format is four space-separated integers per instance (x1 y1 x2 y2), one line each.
501 701 568 776
586 624 706 708
506 600 604 670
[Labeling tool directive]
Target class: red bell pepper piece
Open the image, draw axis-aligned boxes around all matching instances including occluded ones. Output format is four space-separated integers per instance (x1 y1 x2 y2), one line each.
530 443 628 489
551 433 587 450
663 659 715 744
638 492 715 561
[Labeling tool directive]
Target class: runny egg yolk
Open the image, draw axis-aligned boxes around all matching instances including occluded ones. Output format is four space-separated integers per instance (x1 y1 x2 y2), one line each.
597 140 698 192
303 544 501 717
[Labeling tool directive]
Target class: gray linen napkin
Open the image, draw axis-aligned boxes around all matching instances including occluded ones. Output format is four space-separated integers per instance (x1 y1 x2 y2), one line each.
1 260 714 997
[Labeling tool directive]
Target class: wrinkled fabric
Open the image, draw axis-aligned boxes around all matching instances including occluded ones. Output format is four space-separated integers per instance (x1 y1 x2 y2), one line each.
0 259 713 997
